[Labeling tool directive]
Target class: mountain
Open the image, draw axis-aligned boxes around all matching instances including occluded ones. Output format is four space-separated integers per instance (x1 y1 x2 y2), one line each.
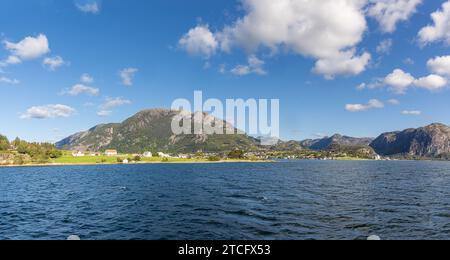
370 123 450 159
56 109 259 153
269 140 304 151
300 134 374 151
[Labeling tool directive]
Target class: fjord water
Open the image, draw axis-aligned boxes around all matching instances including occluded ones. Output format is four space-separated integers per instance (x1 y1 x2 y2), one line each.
1 161 450 240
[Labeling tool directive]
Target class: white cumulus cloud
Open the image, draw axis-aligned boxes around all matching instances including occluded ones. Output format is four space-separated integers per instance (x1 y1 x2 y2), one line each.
20 104 76 119
401 110 422 115
376 39 393 54
66 84 99 96
418 0 450 45
119 68 138 86
231 55 267 76
80 73 94 84
368 0 422 33
3 55 22 65
96 110 112 117
0 76 20 85
388 99 400 105
43 56 66 71
179 25 219 58
313 50 371 79
383 69 448 93
4 34 50 61
76 2 100 14
101 97 131 110
383 69 416 93
427 55 450 76
346 99 385 112
180 0 371 78
414 74 448 90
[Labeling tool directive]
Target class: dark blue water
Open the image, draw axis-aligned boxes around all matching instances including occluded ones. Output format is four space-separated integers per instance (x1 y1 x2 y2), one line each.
1 160 450 240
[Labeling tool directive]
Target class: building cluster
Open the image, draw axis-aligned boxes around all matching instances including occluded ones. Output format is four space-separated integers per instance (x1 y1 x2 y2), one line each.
71 150 190 159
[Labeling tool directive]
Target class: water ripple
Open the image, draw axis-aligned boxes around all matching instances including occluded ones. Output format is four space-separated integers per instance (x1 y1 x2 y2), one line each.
1 161 450 239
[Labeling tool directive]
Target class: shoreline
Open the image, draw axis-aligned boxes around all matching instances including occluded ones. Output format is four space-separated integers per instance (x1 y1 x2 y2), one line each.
2 158 448 169
0 160 273 168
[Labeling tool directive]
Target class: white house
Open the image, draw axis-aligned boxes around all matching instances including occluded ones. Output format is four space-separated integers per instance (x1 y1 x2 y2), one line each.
143 152 153 158
105 150 118 156
72 151 85 157
157 152 171 158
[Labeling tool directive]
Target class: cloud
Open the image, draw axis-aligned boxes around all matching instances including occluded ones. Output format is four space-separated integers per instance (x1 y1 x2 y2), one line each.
401 110 421 115
427 56 450 76
66 84 99 96
43 56 66 71
403 57 415 65
231 55 267 76
414 74 448 90
0 76 19 85
4 34 50 61
383 69 416 93
313 50 371 79
383 69 448 93
3 55 22 65
97 97 131 116
119 68 138 86
418 0 450 45
345 99 385 112
314 133 329 139
179 25 219 58
20 104 76 119
368 0 422 33
376 39 393 54
388 99 400 105
80 73 94 84
76 2 100 14
180 0 370 78
356 83 367 90
218 64 226 74
100 97 131 110
96 110 112 117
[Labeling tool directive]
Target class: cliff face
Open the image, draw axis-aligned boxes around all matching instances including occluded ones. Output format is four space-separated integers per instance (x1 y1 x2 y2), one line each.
370 123 450 158
56 109 259 153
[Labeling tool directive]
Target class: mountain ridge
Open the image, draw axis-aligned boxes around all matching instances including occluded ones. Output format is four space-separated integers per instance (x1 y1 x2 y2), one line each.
56 109 450 159
300 134 374 150
56 109 259 153
370 123 450 159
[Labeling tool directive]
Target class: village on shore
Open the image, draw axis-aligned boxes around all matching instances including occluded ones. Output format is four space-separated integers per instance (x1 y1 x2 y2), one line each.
0 134 406 167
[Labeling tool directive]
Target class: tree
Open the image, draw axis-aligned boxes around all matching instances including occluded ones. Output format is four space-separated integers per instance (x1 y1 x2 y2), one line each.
47 150 63 159
0 135 10 151
208 156 221 162
228 150 245 159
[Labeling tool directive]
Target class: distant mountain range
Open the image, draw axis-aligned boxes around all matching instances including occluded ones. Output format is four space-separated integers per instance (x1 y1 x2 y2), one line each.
56 109 450 159
300 134 373 150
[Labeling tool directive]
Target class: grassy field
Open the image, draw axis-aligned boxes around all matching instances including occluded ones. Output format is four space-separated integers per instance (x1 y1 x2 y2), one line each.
333 156 370 161
48 151 262 165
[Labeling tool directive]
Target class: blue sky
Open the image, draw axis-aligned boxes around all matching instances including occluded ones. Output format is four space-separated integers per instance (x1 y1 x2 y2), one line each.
1 0 450 142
